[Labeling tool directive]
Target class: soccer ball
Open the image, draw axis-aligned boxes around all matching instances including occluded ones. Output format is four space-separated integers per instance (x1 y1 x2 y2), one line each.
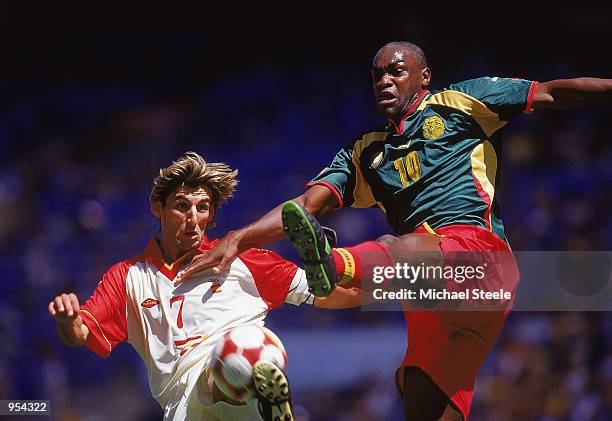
211 325 287 401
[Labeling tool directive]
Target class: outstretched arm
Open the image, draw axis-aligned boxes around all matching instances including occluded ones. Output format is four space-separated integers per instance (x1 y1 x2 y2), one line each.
228 184 339 251
176 184 339 282
48 293 89 347
532 78 612 110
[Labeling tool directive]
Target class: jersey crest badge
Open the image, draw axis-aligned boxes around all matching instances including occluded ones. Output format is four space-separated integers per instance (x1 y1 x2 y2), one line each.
141 298 160 308
211 283 222 293
422 116 445 140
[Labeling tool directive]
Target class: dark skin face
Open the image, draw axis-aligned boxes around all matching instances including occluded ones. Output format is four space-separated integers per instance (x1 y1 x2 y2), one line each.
372 45 431 125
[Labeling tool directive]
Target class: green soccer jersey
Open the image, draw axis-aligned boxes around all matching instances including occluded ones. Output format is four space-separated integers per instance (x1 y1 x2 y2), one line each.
308 77 537 243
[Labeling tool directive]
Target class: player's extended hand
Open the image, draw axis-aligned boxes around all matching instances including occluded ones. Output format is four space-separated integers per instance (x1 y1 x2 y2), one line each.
175 231 242 284
48 293 81 324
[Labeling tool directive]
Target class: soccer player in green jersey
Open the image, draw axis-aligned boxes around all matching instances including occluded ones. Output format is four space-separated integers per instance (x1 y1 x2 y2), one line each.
176 42 612 420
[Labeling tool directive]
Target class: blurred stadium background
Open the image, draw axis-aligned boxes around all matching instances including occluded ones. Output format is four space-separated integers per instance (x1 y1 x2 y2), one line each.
1 5 611 420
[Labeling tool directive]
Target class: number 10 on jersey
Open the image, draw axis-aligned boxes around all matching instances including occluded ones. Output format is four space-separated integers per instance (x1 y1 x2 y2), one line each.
393 151 421 187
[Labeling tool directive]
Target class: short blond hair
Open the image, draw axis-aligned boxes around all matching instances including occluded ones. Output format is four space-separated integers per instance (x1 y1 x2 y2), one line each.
150 152 238 210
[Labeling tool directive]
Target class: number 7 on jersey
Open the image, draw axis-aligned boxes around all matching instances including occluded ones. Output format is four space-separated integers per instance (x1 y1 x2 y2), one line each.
169 295 185 328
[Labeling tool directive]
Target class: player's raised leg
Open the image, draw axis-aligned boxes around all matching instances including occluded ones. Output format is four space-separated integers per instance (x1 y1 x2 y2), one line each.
282 201 469 419
281 200 442 296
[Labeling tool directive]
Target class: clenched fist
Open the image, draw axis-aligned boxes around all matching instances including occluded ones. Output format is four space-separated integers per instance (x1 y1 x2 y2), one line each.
48 293 81 322
48 293 88 346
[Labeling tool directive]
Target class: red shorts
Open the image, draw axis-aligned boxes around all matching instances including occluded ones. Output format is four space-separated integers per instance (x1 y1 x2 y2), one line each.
398 224 519 420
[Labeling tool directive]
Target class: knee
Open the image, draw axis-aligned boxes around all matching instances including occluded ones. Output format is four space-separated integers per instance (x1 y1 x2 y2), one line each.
395 234 440 250
388 234 443 266
376 234 398 246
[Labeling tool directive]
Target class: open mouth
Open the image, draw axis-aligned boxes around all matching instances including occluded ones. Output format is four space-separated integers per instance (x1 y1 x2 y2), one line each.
377 91 397 105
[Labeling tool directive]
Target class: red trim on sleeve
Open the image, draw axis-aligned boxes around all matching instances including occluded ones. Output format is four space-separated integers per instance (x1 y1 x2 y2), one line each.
239 248 298 310
306 181 344 208
80 259 137 358
81 310 112 358
523 81 539 114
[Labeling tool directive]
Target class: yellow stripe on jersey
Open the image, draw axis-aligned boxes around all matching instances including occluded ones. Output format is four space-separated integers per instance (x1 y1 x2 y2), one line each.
80 309 113 353
422 222 446 237
351 131 388 208
418 90 508 137
470 141 498 230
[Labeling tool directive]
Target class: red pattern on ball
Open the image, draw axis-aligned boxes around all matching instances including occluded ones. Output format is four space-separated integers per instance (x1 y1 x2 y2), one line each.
212 326 287 402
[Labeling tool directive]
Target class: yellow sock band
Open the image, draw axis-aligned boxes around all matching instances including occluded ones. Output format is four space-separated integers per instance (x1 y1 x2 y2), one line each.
335 247 356 285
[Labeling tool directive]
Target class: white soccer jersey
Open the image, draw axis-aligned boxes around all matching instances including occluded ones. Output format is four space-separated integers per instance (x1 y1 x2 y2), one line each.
80 236 313 420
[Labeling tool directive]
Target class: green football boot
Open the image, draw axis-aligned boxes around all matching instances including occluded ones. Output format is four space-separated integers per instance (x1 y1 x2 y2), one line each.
281 201 338 297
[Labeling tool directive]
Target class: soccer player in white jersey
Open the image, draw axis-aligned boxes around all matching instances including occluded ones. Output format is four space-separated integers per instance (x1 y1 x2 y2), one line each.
48 152 359 421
